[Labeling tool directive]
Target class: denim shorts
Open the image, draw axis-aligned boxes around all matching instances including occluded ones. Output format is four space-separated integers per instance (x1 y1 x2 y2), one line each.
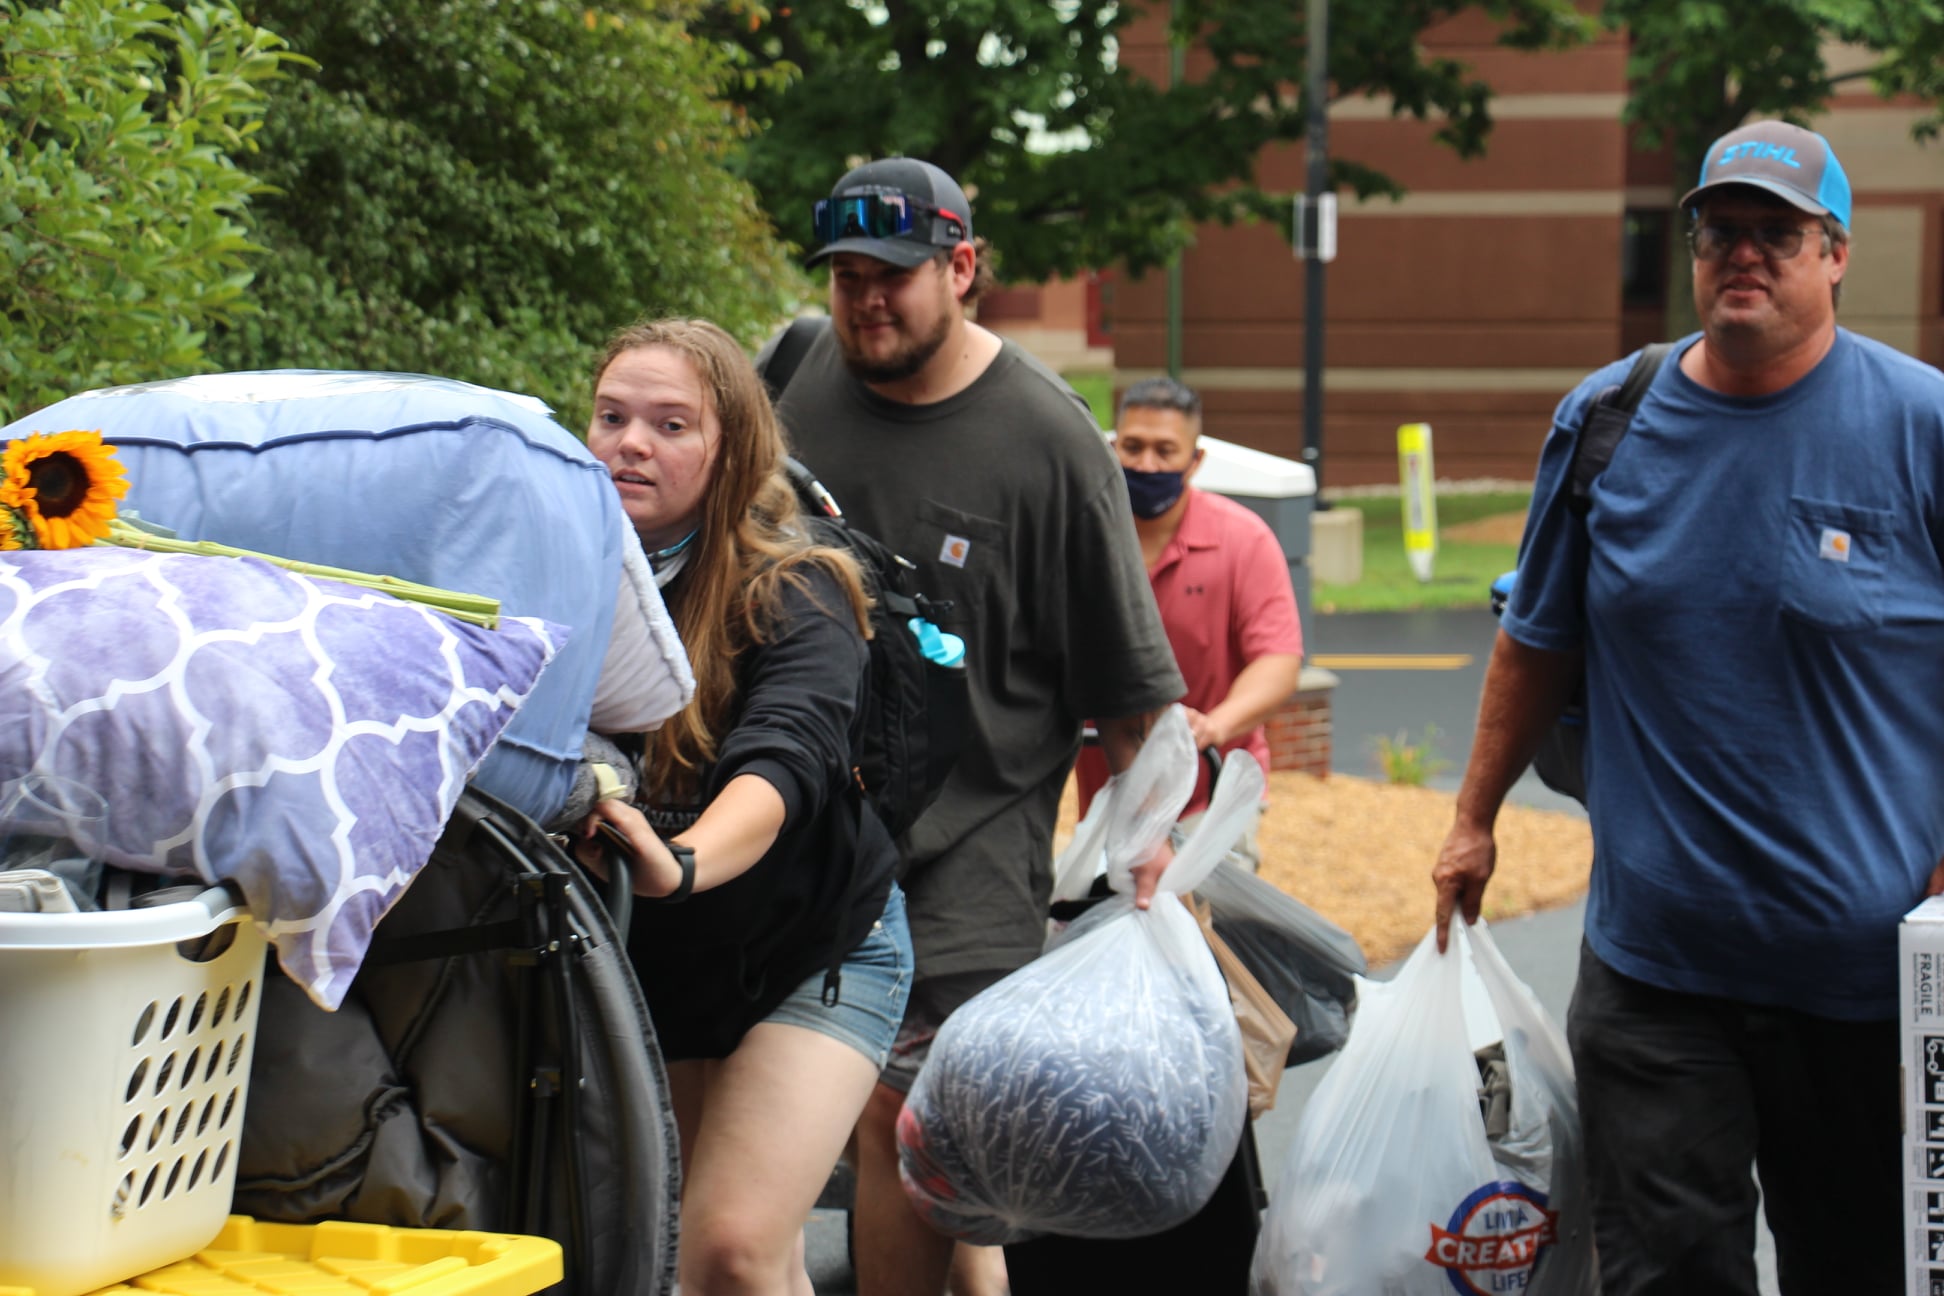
764 883 913 1069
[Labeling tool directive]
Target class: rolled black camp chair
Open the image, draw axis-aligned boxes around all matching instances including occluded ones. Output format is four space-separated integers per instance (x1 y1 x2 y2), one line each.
233 787 681 1295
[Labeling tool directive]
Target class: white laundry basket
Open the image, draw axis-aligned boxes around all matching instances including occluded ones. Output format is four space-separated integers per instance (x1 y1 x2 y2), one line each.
0 885 265 1296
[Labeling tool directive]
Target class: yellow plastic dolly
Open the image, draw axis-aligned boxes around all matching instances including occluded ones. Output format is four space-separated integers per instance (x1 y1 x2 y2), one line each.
1 1217 563 1296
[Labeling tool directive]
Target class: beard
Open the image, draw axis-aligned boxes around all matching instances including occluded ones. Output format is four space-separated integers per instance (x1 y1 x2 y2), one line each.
837 308 955 385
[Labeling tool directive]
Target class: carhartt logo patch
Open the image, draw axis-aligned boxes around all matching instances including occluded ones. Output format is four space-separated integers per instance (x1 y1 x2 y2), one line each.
1818 527 1852 563
940 534 970 568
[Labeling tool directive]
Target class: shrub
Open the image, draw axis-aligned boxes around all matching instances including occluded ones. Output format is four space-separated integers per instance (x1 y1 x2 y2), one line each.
1371 724 1452 786
0 0 299 422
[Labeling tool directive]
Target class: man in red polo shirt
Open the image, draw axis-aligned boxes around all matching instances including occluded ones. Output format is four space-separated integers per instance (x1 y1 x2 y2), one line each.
1075 377 1303 863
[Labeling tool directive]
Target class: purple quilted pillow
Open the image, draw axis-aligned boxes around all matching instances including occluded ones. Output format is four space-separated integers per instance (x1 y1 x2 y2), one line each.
0 547 566 1008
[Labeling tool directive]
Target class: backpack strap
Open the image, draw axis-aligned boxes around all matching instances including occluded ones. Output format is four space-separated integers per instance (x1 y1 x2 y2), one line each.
783 454 843 520
1566 341 1673 516
783 455 935 624
760 317 832 402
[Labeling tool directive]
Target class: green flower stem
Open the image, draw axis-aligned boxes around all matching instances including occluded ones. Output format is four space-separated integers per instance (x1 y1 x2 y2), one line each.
97 519 501 628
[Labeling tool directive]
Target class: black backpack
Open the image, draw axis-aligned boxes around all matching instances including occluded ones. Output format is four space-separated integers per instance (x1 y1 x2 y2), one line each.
782 457 970 839
757 319 971 839
1505 342 1672 805
758 315 828 401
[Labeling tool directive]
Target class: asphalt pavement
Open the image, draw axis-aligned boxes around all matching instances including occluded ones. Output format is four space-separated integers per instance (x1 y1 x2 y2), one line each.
1311 604 1582 814
803 606 1780 1294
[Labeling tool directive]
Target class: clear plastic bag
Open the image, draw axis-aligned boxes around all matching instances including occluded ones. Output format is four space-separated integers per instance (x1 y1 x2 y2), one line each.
1250 921 1595 1296
899 708 1252 1244
1193 859 1365 1065
1056 734 1366 1066
1048 706 1199 911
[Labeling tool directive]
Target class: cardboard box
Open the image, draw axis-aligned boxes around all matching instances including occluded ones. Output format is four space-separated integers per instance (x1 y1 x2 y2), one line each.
1901 896 1944 1295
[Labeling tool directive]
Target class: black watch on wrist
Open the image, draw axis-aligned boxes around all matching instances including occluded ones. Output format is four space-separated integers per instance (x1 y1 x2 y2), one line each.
651 841 696 904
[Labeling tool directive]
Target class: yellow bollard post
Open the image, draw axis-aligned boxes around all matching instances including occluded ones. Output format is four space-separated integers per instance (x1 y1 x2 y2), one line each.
1397 422 1437 583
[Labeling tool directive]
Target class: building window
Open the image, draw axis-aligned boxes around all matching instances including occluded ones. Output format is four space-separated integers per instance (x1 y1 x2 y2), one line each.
1622 209 1670 308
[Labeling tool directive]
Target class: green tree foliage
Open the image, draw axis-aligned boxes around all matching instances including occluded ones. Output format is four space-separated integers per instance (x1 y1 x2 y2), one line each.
1608 0 1944 334
697 0 1591 282
211 0 804 421
0 0 295 423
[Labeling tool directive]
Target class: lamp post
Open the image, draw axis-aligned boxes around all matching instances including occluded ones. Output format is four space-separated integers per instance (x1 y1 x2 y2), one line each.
1166 34 1186 380
1301 0 1330 494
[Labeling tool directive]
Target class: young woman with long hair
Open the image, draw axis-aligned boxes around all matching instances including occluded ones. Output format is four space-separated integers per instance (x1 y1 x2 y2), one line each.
581 317 911 1296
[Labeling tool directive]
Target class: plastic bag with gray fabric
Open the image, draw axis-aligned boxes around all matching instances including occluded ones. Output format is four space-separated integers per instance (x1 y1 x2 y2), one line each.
234 788 681 1295
1249 921 1594 1296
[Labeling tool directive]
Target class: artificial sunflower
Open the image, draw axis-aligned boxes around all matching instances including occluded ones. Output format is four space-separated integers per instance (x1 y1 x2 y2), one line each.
0 430 129 550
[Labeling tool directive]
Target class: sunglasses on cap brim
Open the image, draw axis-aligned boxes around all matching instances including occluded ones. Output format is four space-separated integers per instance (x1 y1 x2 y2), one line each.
812 191 967 247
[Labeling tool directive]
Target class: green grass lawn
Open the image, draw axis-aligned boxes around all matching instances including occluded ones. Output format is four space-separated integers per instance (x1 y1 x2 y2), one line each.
1315 492 1528 614
1065 370 1115 429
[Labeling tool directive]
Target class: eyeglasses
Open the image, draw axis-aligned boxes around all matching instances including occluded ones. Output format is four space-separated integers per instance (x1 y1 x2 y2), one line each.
812 190 966 246
1687 221 1822 262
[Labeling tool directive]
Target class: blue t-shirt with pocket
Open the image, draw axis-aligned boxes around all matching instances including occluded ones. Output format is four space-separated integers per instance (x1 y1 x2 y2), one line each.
1504 329 1944 1020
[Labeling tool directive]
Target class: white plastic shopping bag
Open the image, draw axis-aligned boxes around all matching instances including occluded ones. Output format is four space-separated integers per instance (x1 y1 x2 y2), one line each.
898 707 1254 1243
1250 921 1594 1296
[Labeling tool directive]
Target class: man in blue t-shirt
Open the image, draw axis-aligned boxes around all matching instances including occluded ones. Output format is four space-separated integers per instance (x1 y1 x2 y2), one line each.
1434 120 1944 1292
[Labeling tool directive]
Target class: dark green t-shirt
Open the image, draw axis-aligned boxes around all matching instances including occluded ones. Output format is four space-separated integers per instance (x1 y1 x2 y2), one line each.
775 330 1184 978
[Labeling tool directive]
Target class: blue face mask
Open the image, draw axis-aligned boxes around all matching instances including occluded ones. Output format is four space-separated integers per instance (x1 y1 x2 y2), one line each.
1122 466 1187 520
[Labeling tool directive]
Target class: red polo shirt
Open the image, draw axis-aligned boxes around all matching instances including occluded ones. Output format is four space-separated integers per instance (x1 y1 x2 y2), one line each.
1077 487 1303 817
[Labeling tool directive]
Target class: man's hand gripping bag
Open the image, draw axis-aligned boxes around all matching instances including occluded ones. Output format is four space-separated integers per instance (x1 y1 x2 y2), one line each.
1250 922 1594 1296
897 707 1254 1244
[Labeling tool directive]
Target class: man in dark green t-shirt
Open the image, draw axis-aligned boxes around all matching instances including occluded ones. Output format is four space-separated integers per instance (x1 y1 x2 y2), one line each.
766 156 1184 1296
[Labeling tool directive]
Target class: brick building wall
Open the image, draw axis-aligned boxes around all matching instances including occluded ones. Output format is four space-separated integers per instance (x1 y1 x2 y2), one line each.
1112 8 1630 487
1102 12 1944 487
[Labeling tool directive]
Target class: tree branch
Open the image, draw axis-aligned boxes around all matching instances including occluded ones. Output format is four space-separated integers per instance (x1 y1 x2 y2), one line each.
1824 66 1883 89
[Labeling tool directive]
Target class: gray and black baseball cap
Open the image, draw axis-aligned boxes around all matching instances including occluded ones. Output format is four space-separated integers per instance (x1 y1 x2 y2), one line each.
806 158 973 269
1681 120 1852 229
